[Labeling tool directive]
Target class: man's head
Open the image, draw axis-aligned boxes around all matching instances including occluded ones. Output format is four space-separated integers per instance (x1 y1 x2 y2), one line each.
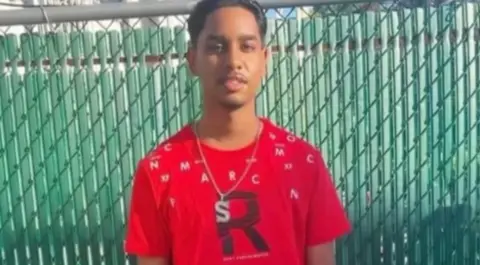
187 0 268 111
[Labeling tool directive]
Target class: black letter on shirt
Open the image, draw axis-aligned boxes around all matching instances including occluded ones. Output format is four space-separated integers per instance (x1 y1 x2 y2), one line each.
216 191 269 256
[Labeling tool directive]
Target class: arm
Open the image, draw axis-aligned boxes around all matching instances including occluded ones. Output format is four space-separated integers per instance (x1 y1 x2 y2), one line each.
124 160 171 265
306 151 351 265
137 257 169 265
307 243 335 265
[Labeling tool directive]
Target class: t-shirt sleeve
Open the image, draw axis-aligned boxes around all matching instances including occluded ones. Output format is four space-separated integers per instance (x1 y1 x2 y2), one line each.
124 160 171 257
306 151 351 246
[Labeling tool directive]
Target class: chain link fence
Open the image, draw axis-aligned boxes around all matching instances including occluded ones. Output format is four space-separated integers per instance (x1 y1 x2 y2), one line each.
1 1 480 265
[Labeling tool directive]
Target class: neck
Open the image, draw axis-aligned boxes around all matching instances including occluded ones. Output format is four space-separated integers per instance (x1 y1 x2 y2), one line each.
196 103 260 150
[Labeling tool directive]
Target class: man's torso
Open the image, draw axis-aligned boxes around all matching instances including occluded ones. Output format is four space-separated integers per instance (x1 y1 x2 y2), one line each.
137 118 319 265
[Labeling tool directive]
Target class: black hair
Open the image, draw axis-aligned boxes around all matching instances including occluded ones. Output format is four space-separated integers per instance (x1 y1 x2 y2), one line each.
187 0 267 47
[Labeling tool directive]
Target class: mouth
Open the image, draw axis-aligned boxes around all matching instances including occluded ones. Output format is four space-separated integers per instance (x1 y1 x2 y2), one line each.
219 74 247 92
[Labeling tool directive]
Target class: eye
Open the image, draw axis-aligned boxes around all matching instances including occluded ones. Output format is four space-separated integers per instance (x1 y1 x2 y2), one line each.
241 42 257 52
207 43 224 53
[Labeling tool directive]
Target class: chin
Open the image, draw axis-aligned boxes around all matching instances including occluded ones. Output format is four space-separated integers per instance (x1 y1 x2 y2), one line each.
219 97 248 110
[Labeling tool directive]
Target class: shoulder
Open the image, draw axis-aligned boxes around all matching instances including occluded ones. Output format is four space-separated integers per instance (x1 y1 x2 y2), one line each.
263 119 329 193
135 124 195 185
263 118 323 163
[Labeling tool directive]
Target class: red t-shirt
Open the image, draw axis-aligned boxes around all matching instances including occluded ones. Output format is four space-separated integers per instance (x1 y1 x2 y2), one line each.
124 118 351 265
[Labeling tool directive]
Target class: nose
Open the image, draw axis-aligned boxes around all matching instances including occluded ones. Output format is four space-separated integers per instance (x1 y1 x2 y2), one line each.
225 45 242 70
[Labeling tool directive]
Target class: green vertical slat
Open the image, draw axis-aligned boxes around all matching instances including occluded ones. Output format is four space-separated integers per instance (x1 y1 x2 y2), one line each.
326 15 347 263
474 4 480 263
160 27 180 134
69 31 90 265
56 31 78 265
301 18 315 143
287 19 303 136
84 32 106 259
465 5 480 261
263 19 277 120
174 26 192 126
378 10 393 264
313 15 328 213
403 8 415 263
122 28 141 170
453 5 466 263
95 30 117 265
425 8 437 264
147 27 163 145
362 10 381 265
453 5 472 263
62 30 82 265
45 32 69 265
6 33 30 265
425 12 439 242
29 32 55 265
107 29 129 265
388 11 403 265
337 13 352 265
61 33 82 262
121 28 139 265
275 18 289 127
134 28 150 155
389 11 406 265
0 34 18 265
416 9 431 265
0 33 9 265
348 11 366 265
80 30 102 265
19 32 41 265
313 16 327 150
436 6 453 263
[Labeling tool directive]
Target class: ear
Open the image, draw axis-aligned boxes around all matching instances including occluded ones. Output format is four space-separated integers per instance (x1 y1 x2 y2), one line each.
186 45 198 76
260 46 269 77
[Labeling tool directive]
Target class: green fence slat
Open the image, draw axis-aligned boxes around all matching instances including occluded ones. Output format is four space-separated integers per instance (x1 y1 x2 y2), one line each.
160 27 181 134
58 31 80 265
108 32 133 248
300 18 313 141
1 34 16 265
289 19 305 136
174 26 192 127
68 32 89 262
146 27 164 144
0 34 8 265
122 28 142 170
107 29 129 265
135 28 154 155
19 32 40 265
45 32 68 265
6 33 31 265
94 30 117 265
77 30 101 265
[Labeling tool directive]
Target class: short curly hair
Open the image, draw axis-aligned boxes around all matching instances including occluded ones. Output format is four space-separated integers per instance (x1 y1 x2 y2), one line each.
187 0 267 47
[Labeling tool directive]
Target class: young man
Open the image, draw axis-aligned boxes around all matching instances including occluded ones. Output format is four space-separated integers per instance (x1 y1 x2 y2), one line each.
124 0 351 264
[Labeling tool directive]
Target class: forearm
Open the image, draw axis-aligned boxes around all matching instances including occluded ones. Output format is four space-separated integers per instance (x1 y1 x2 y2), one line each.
306 243 335 265
137 257 170 265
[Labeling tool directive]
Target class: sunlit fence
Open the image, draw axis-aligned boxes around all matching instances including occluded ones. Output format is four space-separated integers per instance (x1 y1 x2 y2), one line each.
1 1 480 265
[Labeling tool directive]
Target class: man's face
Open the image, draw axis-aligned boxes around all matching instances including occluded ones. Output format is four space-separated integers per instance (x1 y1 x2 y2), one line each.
187 6 267 110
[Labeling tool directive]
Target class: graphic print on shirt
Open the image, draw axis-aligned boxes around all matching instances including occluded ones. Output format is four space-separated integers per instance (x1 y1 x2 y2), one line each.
191 126 310 262
214 190 270 257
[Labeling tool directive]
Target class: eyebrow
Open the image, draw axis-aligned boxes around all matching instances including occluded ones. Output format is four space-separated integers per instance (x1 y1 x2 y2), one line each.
205 34 259 42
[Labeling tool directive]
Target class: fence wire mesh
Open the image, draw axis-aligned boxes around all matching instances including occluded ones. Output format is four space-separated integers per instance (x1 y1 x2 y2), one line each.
1 2 480 265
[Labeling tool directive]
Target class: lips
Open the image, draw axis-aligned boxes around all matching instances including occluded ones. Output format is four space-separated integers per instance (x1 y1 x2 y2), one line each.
219 73 247 92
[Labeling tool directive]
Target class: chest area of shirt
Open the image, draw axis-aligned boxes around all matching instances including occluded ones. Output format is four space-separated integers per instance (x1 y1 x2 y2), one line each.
164 151 311 225
169 150 306 197
160 144 311 261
